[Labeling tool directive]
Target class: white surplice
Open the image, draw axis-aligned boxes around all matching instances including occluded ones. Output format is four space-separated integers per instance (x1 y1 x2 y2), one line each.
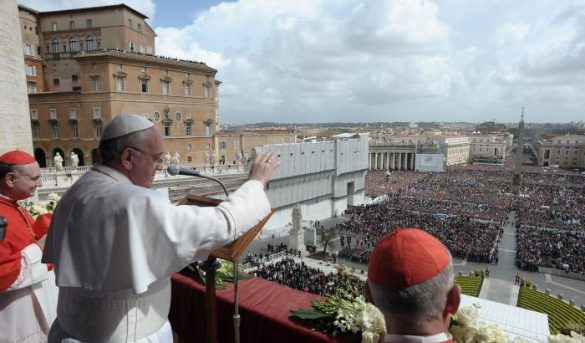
42 165 271 342
0 244 58 343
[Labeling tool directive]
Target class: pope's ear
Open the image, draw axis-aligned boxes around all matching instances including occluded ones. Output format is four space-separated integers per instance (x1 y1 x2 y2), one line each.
120 147 134 170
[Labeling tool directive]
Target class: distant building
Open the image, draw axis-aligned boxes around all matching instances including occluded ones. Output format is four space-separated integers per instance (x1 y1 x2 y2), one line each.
476 120 507 133
18 4 220 167
258 134 369 228
469 133 512 165
536 134 585 169
214 128 297 165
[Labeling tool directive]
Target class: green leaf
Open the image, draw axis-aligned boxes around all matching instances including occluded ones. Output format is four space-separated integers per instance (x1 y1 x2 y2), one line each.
289 309 332 320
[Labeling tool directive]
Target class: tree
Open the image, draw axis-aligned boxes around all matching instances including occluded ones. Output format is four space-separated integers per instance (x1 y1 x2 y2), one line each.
319 225 337 254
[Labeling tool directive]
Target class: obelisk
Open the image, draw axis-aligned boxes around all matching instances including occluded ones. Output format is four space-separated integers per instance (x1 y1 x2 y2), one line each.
512 110 525 194
289 204 305 254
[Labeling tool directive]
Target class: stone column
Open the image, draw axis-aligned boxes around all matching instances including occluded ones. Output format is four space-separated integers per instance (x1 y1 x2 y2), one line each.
390 152 395 170
0 0 33 154
410 153 415 170
397 153 402 170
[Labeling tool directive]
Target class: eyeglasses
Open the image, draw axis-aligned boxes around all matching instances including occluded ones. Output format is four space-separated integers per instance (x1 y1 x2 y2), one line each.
129 147 164 166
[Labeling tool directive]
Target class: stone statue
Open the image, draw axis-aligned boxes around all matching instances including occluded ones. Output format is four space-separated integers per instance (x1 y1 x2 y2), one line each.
243 151 249 163
289 204 304 253
292 204 302 232
54 152 64 172
171 151 180 165
235 152 242 164
70 152 79 168
164 152 171 166
209 153 216 165
204 152 211 165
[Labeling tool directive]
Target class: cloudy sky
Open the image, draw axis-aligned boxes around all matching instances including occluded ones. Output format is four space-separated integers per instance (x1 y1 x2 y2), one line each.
18 0 585 124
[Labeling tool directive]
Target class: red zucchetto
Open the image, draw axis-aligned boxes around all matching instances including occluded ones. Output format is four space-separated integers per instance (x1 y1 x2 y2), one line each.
368 228 451 288
0 150 36 165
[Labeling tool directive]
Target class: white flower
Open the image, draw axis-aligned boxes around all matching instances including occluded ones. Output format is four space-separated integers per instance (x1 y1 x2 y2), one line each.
361 331 381 343
48 193 60 201
450 324 477 343
32 204 47 215
548 332 585 343
454 305 480 329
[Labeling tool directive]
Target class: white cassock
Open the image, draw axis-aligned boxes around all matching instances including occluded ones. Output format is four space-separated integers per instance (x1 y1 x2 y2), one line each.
0 245 58 343
42 165 271 343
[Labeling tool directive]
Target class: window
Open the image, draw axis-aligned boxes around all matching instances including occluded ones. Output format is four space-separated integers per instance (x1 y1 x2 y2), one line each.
127 19 132 29
153 112 160 121
129 42 135 52
92 107 101 120
51 38 59 53
205 124 211 136
175 112 181 121
53 78 60 87
90 76 100 91
184 83 192 96
185 124 192 136
219 141 226 149
49 108 57 120
95 124 102 137
30 109 38 120
51 122 59 138
187 144 192 151
137 23 142 32
51 22 57 31
25 65 36 76
86 19 92 28
162 81 170 95
72 74 78 81
23 44 33 56
32 123 40 139
69 20 75 29
115 76 125 91
86 35 94 51
69 108 77 120
70 122 78 138
204 85 211 98
140 79 148 93
69 37 79 52
163 122 171 136
187 156 192 162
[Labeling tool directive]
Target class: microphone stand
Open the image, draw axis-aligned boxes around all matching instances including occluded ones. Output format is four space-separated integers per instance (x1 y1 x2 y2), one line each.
181 168 240 343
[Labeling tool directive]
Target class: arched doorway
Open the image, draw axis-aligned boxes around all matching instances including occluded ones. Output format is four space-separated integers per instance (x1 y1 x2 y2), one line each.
91 148 100 165
34 148 47 168
52 148 65 167
71 148 85 166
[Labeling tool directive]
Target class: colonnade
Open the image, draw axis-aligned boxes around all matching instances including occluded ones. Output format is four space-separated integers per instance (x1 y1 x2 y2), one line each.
369 152 415 170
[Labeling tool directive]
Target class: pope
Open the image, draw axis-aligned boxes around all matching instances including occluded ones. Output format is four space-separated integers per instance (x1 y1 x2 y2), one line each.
43 114 280 343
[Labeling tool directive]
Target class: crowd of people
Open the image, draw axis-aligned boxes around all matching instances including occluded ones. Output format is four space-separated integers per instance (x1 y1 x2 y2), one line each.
363 166 585 274
251 258 364 297
338 201 502 264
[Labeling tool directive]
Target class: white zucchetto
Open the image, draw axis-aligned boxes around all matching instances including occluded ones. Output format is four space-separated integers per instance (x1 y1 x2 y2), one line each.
101 114 154 140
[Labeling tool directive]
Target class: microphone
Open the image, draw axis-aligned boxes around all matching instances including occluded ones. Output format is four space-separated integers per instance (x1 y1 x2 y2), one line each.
167 164 228 197
167 164 200 177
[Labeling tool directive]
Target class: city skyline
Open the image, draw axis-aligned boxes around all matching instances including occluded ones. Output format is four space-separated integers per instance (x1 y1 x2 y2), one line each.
18 0 585 124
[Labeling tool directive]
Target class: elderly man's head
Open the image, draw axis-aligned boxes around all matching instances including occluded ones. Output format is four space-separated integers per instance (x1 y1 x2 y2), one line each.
367 228 460 336
0 151 42 200
98 114 164 188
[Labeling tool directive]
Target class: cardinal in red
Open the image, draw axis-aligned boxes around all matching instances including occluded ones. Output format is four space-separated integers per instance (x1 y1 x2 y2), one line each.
0 150 57 343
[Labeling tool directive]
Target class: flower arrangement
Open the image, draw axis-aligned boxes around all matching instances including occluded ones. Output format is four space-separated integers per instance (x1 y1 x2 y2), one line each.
449 304 585 343
20 193 61 218
290 286 386 343
183 259 251 289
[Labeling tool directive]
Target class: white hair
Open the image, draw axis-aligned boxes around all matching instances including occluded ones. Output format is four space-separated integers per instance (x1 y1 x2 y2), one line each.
368 259 454 329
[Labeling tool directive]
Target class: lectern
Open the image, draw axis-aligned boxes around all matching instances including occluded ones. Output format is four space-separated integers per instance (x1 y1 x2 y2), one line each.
178 194 274 343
